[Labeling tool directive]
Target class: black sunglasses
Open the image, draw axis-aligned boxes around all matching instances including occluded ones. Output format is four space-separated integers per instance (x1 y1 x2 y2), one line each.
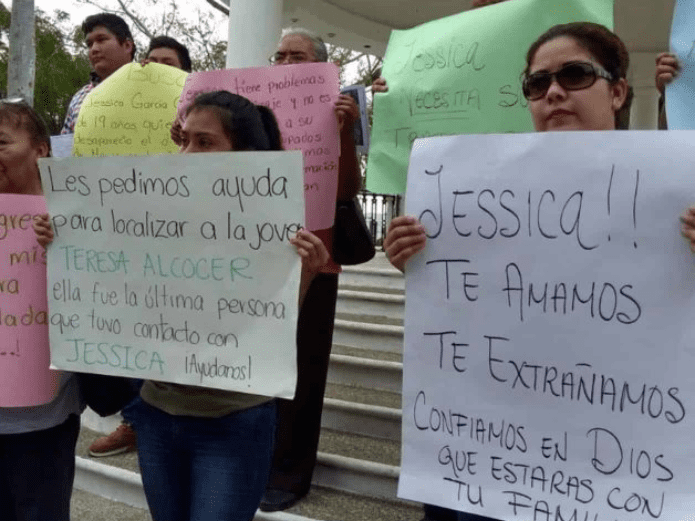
522 62 614 101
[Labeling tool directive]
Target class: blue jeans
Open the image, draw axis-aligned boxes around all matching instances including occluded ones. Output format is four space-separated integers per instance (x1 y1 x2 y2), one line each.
0 414 80 521
125 398 276 521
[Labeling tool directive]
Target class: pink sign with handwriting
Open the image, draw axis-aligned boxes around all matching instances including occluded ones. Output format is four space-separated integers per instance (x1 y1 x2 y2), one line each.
0 195 60 406
177 63 340 231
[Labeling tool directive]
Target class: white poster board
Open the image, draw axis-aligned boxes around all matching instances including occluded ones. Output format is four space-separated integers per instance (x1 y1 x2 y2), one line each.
50 135 74 159
39 152 304 398
400 131 695 521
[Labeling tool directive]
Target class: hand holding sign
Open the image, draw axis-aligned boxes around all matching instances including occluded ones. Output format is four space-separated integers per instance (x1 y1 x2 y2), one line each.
655 52 680 94
33 214 53 250
382 215 426 273
679 206 695 251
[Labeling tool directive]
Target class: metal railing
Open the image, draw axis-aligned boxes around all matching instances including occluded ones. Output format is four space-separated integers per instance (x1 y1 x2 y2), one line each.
356 191 402 248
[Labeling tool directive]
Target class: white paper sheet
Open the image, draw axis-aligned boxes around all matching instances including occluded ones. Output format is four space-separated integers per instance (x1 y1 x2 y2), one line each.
399 131 695 521
39 151 304 398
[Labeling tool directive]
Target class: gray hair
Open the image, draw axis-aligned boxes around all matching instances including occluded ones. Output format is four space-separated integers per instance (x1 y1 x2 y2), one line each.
280 27 328 62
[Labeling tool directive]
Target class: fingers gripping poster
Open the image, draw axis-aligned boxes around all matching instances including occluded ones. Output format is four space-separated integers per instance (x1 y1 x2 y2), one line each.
400 131 695 521
39 152 304 398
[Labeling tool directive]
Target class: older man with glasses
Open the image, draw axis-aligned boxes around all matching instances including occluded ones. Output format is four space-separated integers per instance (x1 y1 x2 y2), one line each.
259 27 362 513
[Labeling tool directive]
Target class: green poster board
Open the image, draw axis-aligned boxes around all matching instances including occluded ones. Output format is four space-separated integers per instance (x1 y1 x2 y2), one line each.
366 0 614 194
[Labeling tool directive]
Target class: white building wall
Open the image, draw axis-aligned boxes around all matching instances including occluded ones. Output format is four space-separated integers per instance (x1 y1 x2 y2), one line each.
629 52 661 130
226 0 284 68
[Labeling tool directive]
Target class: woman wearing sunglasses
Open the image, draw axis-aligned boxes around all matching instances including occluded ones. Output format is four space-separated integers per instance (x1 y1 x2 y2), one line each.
384 21 630 272
522 22 628 132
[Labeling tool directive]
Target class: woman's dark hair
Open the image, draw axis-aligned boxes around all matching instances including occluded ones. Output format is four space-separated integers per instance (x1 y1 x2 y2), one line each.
256 106 283 150
147 36 192 72
82 13 136 60
524 22 630 128
524 22 629 81
186 91 283 151
0 100 51 155
471 0 508 8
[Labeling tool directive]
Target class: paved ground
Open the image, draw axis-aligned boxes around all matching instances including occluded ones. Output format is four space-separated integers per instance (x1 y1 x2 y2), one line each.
366 251 392 269
71 489 152 521
72 486 422 521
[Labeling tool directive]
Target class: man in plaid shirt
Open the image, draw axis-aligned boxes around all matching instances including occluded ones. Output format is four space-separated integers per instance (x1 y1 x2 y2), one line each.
61 13 135 134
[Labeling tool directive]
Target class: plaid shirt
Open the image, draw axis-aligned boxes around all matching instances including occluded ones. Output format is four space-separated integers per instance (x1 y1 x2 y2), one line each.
61 72 101 135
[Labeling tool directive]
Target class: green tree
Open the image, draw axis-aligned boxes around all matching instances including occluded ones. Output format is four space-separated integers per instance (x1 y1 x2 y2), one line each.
0 3 91 134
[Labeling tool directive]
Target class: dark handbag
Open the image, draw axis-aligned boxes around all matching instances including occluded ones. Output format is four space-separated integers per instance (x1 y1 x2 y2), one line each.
332 198 376 265
78 373 141 417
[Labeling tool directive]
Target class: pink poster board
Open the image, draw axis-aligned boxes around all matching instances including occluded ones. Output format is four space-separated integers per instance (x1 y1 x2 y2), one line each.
177 63 341 231
0 195 60 407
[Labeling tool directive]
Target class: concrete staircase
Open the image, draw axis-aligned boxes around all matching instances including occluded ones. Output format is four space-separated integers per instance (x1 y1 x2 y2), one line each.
73 252 418 521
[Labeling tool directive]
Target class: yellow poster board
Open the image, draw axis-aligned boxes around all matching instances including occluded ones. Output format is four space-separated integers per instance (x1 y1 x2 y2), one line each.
73 62 188 157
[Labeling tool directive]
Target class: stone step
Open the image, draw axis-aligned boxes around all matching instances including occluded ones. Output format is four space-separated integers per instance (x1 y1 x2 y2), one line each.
321 397 401 442
71 487 151 521
313 452 399 501
322 383 401 441
340 266 404 294
83 354 405 443
336 289 404 322
362 251 394 269
80 416 405 481
72 469 421 521
333 319 403 354
265 487 420 521
74 426 418 521
324 382 401 410
331 344 401 363
83 386 403 448
75 456 146 510
327 353 402 393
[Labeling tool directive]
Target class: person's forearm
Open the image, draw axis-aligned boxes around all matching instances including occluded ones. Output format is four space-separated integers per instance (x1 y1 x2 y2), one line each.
298 267 316 308
658 93 668 131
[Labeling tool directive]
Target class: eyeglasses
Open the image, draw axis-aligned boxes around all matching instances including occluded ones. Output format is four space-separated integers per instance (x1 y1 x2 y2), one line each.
522 62 614 101
268 51 311 65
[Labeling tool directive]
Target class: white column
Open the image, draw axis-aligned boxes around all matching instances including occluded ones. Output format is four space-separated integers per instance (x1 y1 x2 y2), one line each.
8 0 36 105
226 0 284 69
628 52 660 130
